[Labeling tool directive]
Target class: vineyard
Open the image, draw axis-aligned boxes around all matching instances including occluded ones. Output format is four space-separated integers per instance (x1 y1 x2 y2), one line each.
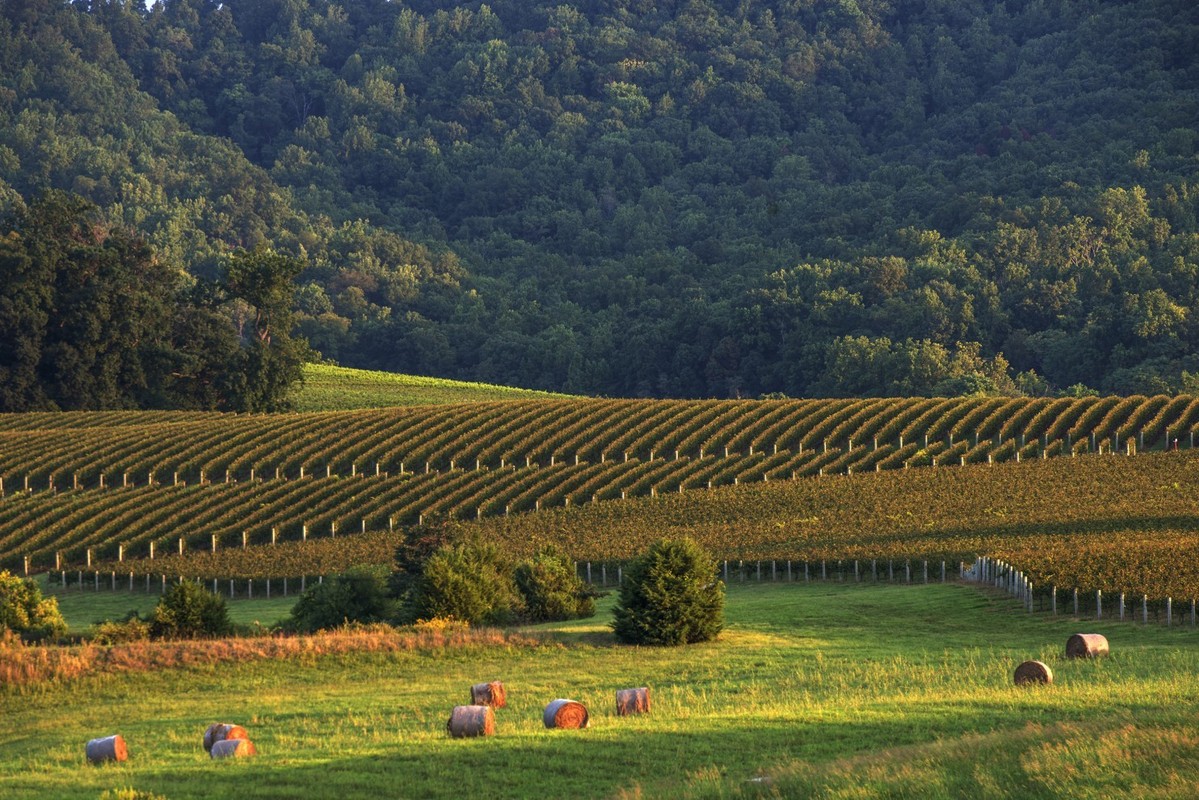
3 394 1199 587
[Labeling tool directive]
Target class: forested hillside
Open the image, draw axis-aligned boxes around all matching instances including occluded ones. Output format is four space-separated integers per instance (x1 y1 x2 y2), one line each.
2 0 1197 399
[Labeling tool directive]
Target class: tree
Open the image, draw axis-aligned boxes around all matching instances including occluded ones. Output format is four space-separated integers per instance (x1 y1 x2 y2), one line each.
151 581 231 639
514 546 595 622
0 191 176 411
289 566 394 632
407 542 523 626
0 570 67 641
220 247 307 411
611 538 724 646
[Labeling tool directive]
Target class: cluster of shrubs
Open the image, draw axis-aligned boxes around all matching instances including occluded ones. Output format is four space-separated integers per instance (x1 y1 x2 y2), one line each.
291 533 725 647
3 535 726 649
289 537 598 633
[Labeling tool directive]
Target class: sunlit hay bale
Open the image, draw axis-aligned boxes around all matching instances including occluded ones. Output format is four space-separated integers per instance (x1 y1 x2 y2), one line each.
85 735 128 764
447 705 496 738
543 699 589 729
202 723 249 753
210 738 257 759
1066 633 1109 659
1014 660 1053 686
615 687 651 716
470 680 507 708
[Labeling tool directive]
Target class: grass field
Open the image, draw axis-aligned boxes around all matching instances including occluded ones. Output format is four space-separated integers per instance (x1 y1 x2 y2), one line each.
290 363 568 410
42 577 295 636
4 582 1199 799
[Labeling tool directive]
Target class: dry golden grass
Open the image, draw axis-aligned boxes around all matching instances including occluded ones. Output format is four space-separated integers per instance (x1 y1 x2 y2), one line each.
0 624 545 687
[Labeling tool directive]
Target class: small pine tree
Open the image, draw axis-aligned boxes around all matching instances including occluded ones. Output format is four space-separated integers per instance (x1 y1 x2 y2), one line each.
611 538 724 646
514 546 596 622
151 580 231 639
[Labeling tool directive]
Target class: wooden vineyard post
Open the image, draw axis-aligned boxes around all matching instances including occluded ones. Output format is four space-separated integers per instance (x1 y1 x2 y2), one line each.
1051 586 1057 615
211 534 217 553
272 527 278 546
242 531 248 549
1143 594 1149 624
723 560 728 583
1119 592 1125 621
1167 597 1173 627
1097 589 1102 619
178 538 184 556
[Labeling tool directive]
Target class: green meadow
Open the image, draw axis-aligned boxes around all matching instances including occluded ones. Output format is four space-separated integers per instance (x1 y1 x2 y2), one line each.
5 582 1199 799
290 363 567 410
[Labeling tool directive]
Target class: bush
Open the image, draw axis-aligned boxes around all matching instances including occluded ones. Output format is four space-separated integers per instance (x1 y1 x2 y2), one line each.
0 570 67 641
289 566 395 632
151 581 231 639
611 538 724 646
514 547 596 622
408 542 523 625
91 613 152 645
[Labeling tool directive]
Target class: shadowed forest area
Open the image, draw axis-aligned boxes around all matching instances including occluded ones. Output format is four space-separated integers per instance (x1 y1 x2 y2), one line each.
1 0 1198 401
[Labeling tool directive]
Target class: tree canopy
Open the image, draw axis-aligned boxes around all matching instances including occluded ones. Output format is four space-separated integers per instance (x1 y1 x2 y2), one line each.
1 0 1197 398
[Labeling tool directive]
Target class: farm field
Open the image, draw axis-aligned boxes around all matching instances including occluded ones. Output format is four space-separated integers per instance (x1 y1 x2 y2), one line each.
4 393 1199 586
58 450 1199 605
4 583 1199 799
290 364 568 410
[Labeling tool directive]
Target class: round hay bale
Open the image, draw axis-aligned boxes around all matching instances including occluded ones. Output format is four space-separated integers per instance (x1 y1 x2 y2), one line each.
447 705 496 738
615 687 651 716
543 699 589 729
470 680 507 708
1014 660 1053 686
202 723 249 753
210 738 257 759
1066 633 1109 659
85 735 128 764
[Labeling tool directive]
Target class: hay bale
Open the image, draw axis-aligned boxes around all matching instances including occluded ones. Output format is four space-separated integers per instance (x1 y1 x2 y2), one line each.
210 738 257 759
447 705 496 738
1014 660 1053 686
85 735 128 764
543 699 589 729
615 687 651 716
470 680 507 708
1066 633 1109 658
202 723 249 753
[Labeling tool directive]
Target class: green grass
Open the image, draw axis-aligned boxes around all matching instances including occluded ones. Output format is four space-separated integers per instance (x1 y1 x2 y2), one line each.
290 363 569 410
41 577 296 635
5 582 1199 799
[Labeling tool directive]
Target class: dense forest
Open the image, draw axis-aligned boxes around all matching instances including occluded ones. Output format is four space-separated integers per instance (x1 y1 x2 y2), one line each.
1 0 1197 401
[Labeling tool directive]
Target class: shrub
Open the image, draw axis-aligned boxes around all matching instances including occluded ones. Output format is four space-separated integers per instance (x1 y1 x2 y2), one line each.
408 542 523 625
611 537 725 646
0 570 67 641
289 565 395 632
514 546 596 622
91 613 152 645
151 581 231 639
